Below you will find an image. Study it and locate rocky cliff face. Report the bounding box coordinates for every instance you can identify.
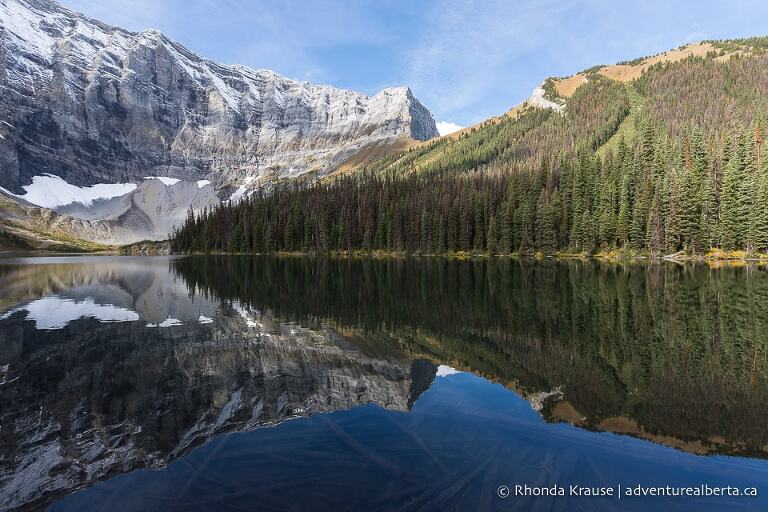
[0,0,437,192]
[0,0,438,244]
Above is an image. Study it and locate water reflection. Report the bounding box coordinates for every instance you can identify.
[173,256,768,459]
[0,257,435,510]
[51,371,768,512]
[0,257,220,326]
[1,256,768,510]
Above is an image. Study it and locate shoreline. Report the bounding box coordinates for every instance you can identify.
[7,241,768,263]
[163,248,768,263]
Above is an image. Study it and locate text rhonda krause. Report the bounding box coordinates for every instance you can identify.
[509,484,758,497]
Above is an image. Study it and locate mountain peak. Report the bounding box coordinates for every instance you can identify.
[377,85,412,96]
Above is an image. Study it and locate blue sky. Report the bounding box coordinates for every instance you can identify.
[62,0,768,132]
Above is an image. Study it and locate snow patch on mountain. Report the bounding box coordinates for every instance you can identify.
[0,174,136,209]
[144,177,181,186]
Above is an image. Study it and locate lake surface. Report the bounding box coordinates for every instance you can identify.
[1,256,767,511]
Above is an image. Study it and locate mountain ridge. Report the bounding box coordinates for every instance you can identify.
[0,0,437,193]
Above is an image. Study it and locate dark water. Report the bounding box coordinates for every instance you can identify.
[1,256,767,511]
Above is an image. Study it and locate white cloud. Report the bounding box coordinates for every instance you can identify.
[436,121,463,136]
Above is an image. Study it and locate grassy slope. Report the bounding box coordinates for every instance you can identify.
[596,84,643,158]
[0,194,114,253]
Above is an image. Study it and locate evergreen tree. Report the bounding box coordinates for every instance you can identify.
[487,215,498,255]
[646,177,664,255]
[616,175,631,246]
[752,170,768,251]
[720,158,743,249]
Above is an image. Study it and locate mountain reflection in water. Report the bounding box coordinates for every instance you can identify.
[1,256,767,511]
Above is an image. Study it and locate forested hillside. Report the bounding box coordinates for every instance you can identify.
[173,39,768,256]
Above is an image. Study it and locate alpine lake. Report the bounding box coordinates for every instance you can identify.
[1,255,767,511]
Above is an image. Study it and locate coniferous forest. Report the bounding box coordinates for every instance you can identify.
[172,47,768,256]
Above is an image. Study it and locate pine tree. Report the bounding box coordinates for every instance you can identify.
[646,177,664,255]
[499,202,513,254]
[473,198,485,250]
[630,176,650,250]
[701,165,718,248]
[420,209,430,253]
[580,210,596,253]
[677,152,703,252]
[744,126,761,250]
[617,175,631,247]
[437,217,446,253]
[570,157,587,248]
[487,215,498,255]
[263,221,274,252]
[536,191,557,252]
[720,157,743,249]
[665,166,681,251]
[595,157,617,247]
[752,170,768,251]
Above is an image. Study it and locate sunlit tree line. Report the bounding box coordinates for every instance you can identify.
[173,52,768,256]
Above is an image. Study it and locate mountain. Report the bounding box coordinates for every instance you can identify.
[173,38,768,257]
[0,0,438,245]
